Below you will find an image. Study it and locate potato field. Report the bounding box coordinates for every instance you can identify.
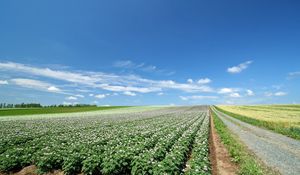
[0,107,210,175]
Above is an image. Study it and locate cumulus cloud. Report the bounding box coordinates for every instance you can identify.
[197,78,211,84]
[227,61,252,74]
[179,95,218,101]
[218,88,236,94]
[187,78,193,83]
[123,91,136,96]
[95,94,106,99]
[157,92,164,96]
[0,80,8,85]
[47,86,61,92]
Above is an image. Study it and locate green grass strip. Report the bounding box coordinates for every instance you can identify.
[211,109,266,175]
[214,106,300,140]
[0,106,129,116]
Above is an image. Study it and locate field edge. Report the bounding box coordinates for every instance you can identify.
[210,107,276,175]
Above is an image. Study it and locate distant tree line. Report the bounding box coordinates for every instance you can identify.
[0,103,97,109]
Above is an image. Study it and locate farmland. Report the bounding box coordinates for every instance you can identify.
[0,106,210,175]
[0,106,129,117]
[216,105,300,140]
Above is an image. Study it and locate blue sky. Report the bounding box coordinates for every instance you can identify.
[0,0,300,106]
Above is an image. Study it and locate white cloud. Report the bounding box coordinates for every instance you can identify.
[123,91,136,96]
[288,71,300,79]
[156,80,214,93]
[0,62,214,95]
[288,71,300,76]
[229,93,241,98]
[63,101,78,105]
[89,93,94,97]
[10,78,63,93]
[274,92,287,96]
[157,92,164,96]
[227,61,252,74]
[75,94,85,98]
[265,91,287,97]
[179,95,218,101]
[218,88,236,94]
[66,96,77,100]
[197,78,211,84]
[99,84,161,93]
[47,86,61,92]
[113,60,136,68]
[187,79,193,83]
[95,94,106,99]
[265,92,273,97]
[246,89,254,96]
[113,60,174,75]
[0,80,8,85]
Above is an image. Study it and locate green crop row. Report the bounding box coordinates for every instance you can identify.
[0,107,211,175]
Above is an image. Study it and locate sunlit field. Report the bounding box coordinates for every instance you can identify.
[216,105,300,139]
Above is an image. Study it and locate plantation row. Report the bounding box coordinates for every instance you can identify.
[0,107,210,175]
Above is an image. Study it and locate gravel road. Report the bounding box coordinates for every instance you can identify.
[212,107,300,175]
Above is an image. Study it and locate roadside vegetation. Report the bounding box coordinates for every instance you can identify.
[211,109,266,175]
[0,106,129,116]
[215,105,300,140]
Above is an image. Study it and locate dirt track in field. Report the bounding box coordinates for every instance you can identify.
[209,111,238,175]
[212,107,300,175]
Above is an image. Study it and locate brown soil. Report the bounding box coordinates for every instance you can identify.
[209,110,238,175]
[0,165,83,175]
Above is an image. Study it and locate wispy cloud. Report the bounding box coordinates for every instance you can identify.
[246,89,254,96]
[287,71,300,79]
[179,95,218,101]
[95,94,106,99]
[74,94,85,98]
[0,80,8,85]
[227,60,252,74]
[229,92,241,98]
[66,96,78,100]
[10,78,63,94]
[123,91,136,96]
[113,60,175,76]
[274,92,287,96]
[157,92,164,96]
[0,62,214,94]
[265,91,287,97]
